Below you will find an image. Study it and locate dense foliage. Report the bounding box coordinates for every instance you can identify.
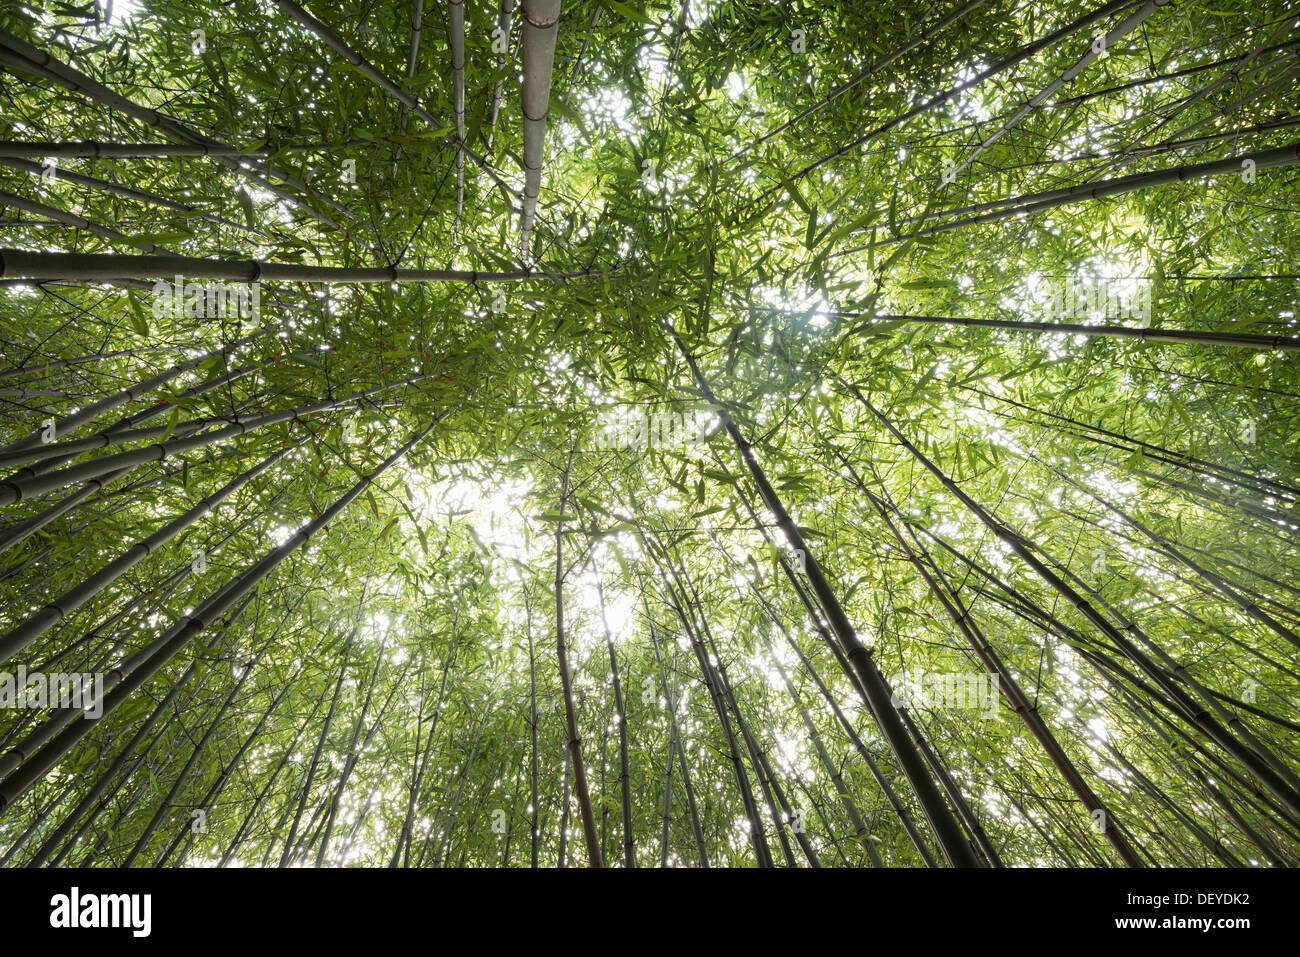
[0,0,1298,867]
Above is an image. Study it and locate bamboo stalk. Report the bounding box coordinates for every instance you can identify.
[750,586,885,867]
[671,326,981,867]
[487,0,516,148]
[519,0,562,256]
[0,31,363,244]
[843,452,1147,866]
[944,0,1170,184]
[26,642,219,866]
[17,348,326,479]
[1038,453,1300,651]
[0,347,193,384]
[813,310,1300,350]
[752,0,1138,204]
[317,633,406,866]
[553,445,604,866]
[280,562,376,867]
[0,415,444,814]
[0,331,262,456]
[843,141,1300,251]
[1084,13,1300,184]
[269,0,513,203]
[16,451,434,837]
[698,448,943,866]
[0,157,266,237]
[560,5,601,109]
[218,689,329,867]
[731,0,990,160]
[392,0,426,178]
[0,189,176,255]
[122,594,302,866]
[681,566,803,865]
[595,576,635,866]
[633,518,774,866]
[525,588,540,868]
[0,370,440,505]
[645,602,708,866]
[0,249,605,283]
[960,383,1300,500]
[0,487,295,785]
[848,382,1300,818]
[160,659,309,866]
[433,698,490,866]
[450,0,466,245]
[0,446,290,664]
[0,141,362,158]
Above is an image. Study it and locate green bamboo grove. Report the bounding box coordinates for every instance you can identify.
[0,0,1297,869]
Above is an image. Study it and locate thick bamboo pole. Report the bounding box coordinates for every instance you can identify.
[0,249,606,284]
[519,0,562,256]
[450,0,466,244]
